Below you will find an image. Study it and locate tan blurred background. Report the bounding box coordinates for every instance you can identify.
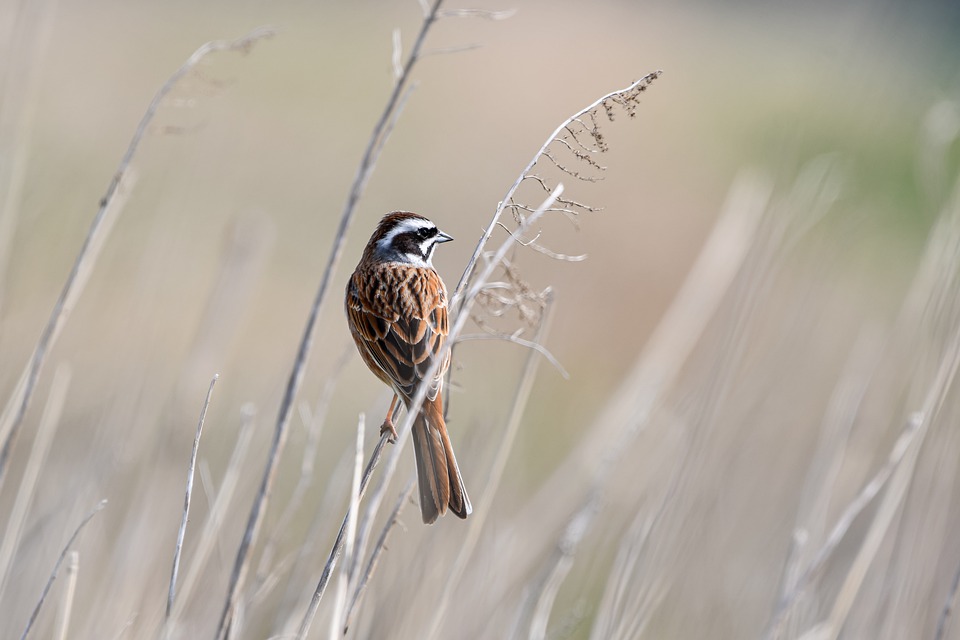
[2,0,960,638]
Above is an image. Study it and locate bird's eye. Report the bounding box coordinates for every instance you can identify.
[418,228,431,238]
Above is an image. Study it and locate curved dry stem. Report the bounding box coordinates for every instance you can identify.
[451,71,661,308]
[426,295,556,639]
[165,405,257,631]
[0,364,71,602]
[166,374,219,619]
[19,499,107,640]
[455,330,568,379]
[214,5,438,637]
[0,26,274,491]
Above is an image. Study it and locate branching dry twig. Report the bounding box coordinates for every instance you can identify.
[297,70,660,636]
[452,71,661,307]
[297,183,564,639]
[455,331,568,378]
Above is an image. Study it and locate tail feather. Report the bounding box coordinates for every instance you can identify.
[411,398,471,524]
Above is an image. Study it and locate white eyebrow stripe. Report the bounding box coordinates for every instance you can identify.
[376,217,436,250]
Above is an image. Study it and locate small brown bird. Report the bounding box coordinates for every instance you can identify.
[345,212,471,524]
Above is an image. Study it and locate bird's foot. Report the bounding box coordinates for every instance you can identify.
[380,418,398,444]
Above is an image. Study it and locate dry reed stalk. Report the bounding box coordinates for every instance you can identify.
[0,0,57,316]
[303,70,663,637]
[296,183,564,639]
[591,161,839,640]
[766,415,922,639]
[423,294,556,639]
[213,4,441,635]
[329,415,365,639]
[53,551,78,640]
[451,71,661,308]
[343,477,416,633]
[772,330,883,636]
[0,363,71,602]
[794,206,960,640]
[166,374,219,619]
[295,435,393,639]
[255,346,352,588]
[165,405,257,632]
[490,171,768,640]
[19,499,106,640]
[344,410,408,599]
[0,26,274,491]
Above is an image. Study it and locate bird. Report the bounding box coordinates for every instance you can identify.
[345,211,472,524]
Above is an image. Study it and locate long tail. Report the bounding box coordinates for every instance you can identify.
[411,396,472,524]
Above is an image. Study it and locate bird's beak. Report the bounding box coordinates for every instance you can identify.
[436,230,454,243]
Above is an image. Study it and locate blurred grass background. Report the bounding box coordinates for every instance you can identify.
[2,0,960,638]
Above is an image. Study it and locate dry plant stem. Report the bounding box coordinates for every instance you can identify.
[936,562,960,640]
[166,374,219,619]
[425,295,556,639]
[301,186,564,639]
[330,414,365,640]
[451,186,563,347]
[308,71,653,637]
[345,405,406,590]
[526,494,600,640]
[591,503,663,640]
[272,449,359,633]
[0,25,274,490]
[215,5,441,637]
[54,551,78,640]
[0,175,130,489]
[296,436,391,640]
[525,171,771,520]
[507,173,770,640]
[764,415,921,639]
[256,346,352,585]
[19,499,107,640]
[166,405,257,629]
[773,181,960,640]
[811,327,960,640]
[773,330,882,631]
[455,330,567,378]
[0,363,70,602]
[304,187,563,640]
[0,0,57,316]
[344,477,416,634]
[450,71,661,308]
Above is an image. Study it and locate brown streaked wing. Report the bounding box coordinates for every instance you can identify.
[347,265,450,403]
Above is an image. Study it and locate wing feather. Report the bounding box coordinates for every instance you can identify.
[346,264,449,402]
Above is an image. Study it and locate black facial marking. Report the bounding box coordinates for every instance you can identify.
[373,216,444,265]
[395,227,434,257]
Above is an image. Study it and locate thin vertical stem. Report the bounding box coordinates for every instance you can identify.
[166,374,219,618]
